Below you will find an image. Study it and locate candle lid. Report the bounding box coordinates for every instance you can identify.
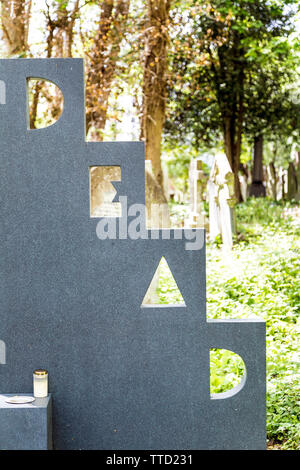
[5,396,35,404]
[34,369,48,376]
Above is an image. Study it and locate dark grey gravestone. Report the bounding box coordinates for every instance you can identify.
[0,59,266,450]
[0,394,52,449]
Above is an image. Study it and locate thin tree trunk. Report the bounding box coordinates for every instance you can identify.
[141,0,171,190]
[281,170,286,200]
[67,0,80,57]
[29,80,43,129]
[85,0,130,140]
[249,134,266,197]
[287,152,300,201]
[29,0,80,128]
[1,0,31,56]
[287,162,298,200]
[223,117,242,202]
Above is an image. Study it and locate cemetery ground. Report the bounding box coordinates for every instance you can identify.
[160,198,300,450]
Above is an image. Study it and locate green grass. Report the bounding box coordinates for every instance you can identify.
[157,198,300,450]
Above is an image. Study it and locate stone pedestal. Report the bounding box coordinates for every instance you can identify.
[0,394,52,450]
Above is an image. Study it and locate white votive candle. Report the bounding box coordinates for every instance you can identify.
[33,369,48,398]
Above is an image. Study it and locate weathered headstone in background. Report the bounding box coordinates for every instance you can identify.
[0,59,265,450]
[249,135,266,198]
[186,158,208,229]
[90,166,122,217]
[266,162,278,200]
[287,153,300,201]
[208,153,236,249]
[279,167,288,200]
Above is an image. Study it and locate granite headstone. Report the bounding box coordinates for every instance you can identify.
[0,59,265,449]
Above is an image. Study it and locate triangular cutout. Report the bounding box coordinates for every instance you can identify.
[141,257,186,307]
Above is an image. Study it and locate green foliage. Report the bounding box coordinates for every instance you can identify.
[156,257,186,304]
[210,348,245,394]
[267,379,300,449]
[162,145,211,193]
[162,145,193,192]
[236,197,300,239]
[157,199,300,449]
[164,0,300,160]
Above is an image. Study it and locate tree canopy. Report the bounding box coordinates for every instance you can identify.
[165,0,300,199]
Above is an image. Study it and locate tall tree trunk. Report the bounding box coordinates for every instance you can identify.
[85,0,130,140]
[281,170,286,200]
[66,0,80,57]
[1,0,32,56]
[287,152,300,201]
[141,0,171,190]
[267,161,277,200]
[223,116,242,202]
[219,36,244,203]
[249,134,266,197]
